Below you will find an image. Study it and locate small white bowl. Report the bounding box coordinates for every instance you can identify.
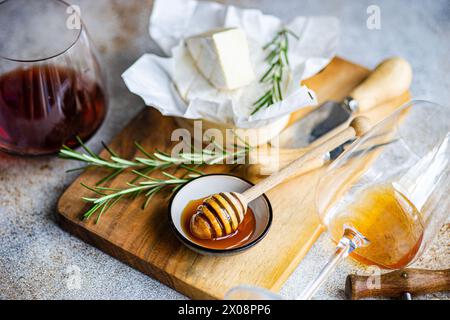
[168,174,273,256]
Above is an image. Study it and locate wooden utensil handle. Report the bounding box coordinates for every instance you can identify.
[247,152,328,177]
[242,117,370,202]
[249,147,309,166]
[345,268,450,300]
[350,57,413,112]
[249,147,325,176]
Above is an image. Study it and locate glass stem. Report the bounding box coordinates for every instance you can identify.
[297,225,369,300]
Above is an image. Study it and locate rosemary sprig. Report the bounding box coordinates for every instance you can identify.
[251,28,299,115]
[60,137,250,185]
[80,171,203,223]
[60,137,251,222]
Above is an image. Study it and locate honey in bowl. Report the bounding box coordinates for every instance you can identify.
[181,198,256,250]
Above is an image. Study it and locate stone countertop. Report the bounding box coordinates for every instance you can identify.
[0,0,449,300]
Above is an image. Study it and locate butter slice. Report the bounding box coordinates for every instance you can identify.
[186,28,255,90]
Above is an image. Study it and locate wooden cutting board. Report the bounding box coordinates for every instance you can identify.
[57,57,410,299]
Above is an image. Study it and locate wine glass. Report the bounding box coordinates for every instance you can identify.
[226,100,450,300]
[0,0,107,156]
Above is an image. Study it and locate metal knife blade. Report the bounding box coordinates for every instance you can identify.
[276,99,357,149]
[327,139,396,163]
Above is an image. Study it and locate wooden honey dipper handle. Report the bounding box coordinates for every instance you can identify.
[345,268,450,300]
[241,117,371,202]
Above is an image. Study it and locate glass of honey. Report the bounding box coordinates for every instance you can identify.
[302,100,450,299]
[0,0,107,156]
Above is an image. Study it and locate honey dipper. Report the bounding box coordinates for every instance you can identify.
[190,116,372,240]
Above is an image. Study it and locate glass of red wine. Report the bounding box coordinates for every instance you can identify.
[0,0,107,156]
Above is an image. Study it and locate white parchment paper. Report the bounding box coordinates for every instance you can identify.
[122,0,340,128]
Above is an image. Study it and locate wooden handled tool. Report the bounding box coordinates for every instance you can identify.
[279,57,412,149]
[190,117,372,240]
[349,57,413,112]
[245,147,328,177]
[345,268,450,300]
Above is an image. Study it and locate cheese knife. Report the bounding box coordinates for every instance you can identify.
[246,132,395,177]
[277,57,413,149]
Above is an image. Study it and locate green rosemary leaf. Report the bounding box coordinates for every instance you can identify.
[76,136,100,160]
[211,138,225,153]
[179,153,201,162]
[95,200,110,224]
[142,193,154,210]
[102,142,119,158]
[180,164,205,175]
[251,101,268,115]
[135,142,154,159]
[131,170,155,181]
[286,29,300,40]
[94,186,124,192]
[282,48,289,66]
[130,166,158,184]
[155,149,171,157]
[161,172,181,180]
[81,182,107,196]
[66,166,91,173]
[255,94,271,108]
[110,157,138,166]
[134,158,161,167]
[143,186,164,209]
[93,185,148,204]
[277,79,283,101]
[251,28,298,115]
[260,63,277,82]
[153,152,182,163]
[263,37,277,50]
[59,149,87,162]
[107,194,124,211]
[96,168,124,186]
[82,203,103,220]
[265,50,277,63]
[81,197,100,202]
[253,90,272,106]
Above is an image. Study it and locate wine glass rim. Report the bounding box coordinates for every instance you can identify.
[0,0,84,63]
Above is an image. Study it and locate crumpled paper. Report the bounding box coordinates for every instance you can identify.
[122,0,339,128]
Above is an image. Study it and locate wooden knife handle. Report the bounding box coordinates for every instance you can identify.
[350,57,413,112]
[345,268,450,300]
[241,117,370,202]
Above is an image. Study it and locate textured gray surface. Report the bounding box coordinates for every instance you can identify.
[0,0,449,300]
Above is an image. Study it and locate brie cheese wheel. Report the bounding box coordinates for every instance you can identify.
[185,28,255,90]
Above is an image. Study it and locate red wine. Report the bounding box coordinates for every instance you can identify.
[0,65,107,155]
